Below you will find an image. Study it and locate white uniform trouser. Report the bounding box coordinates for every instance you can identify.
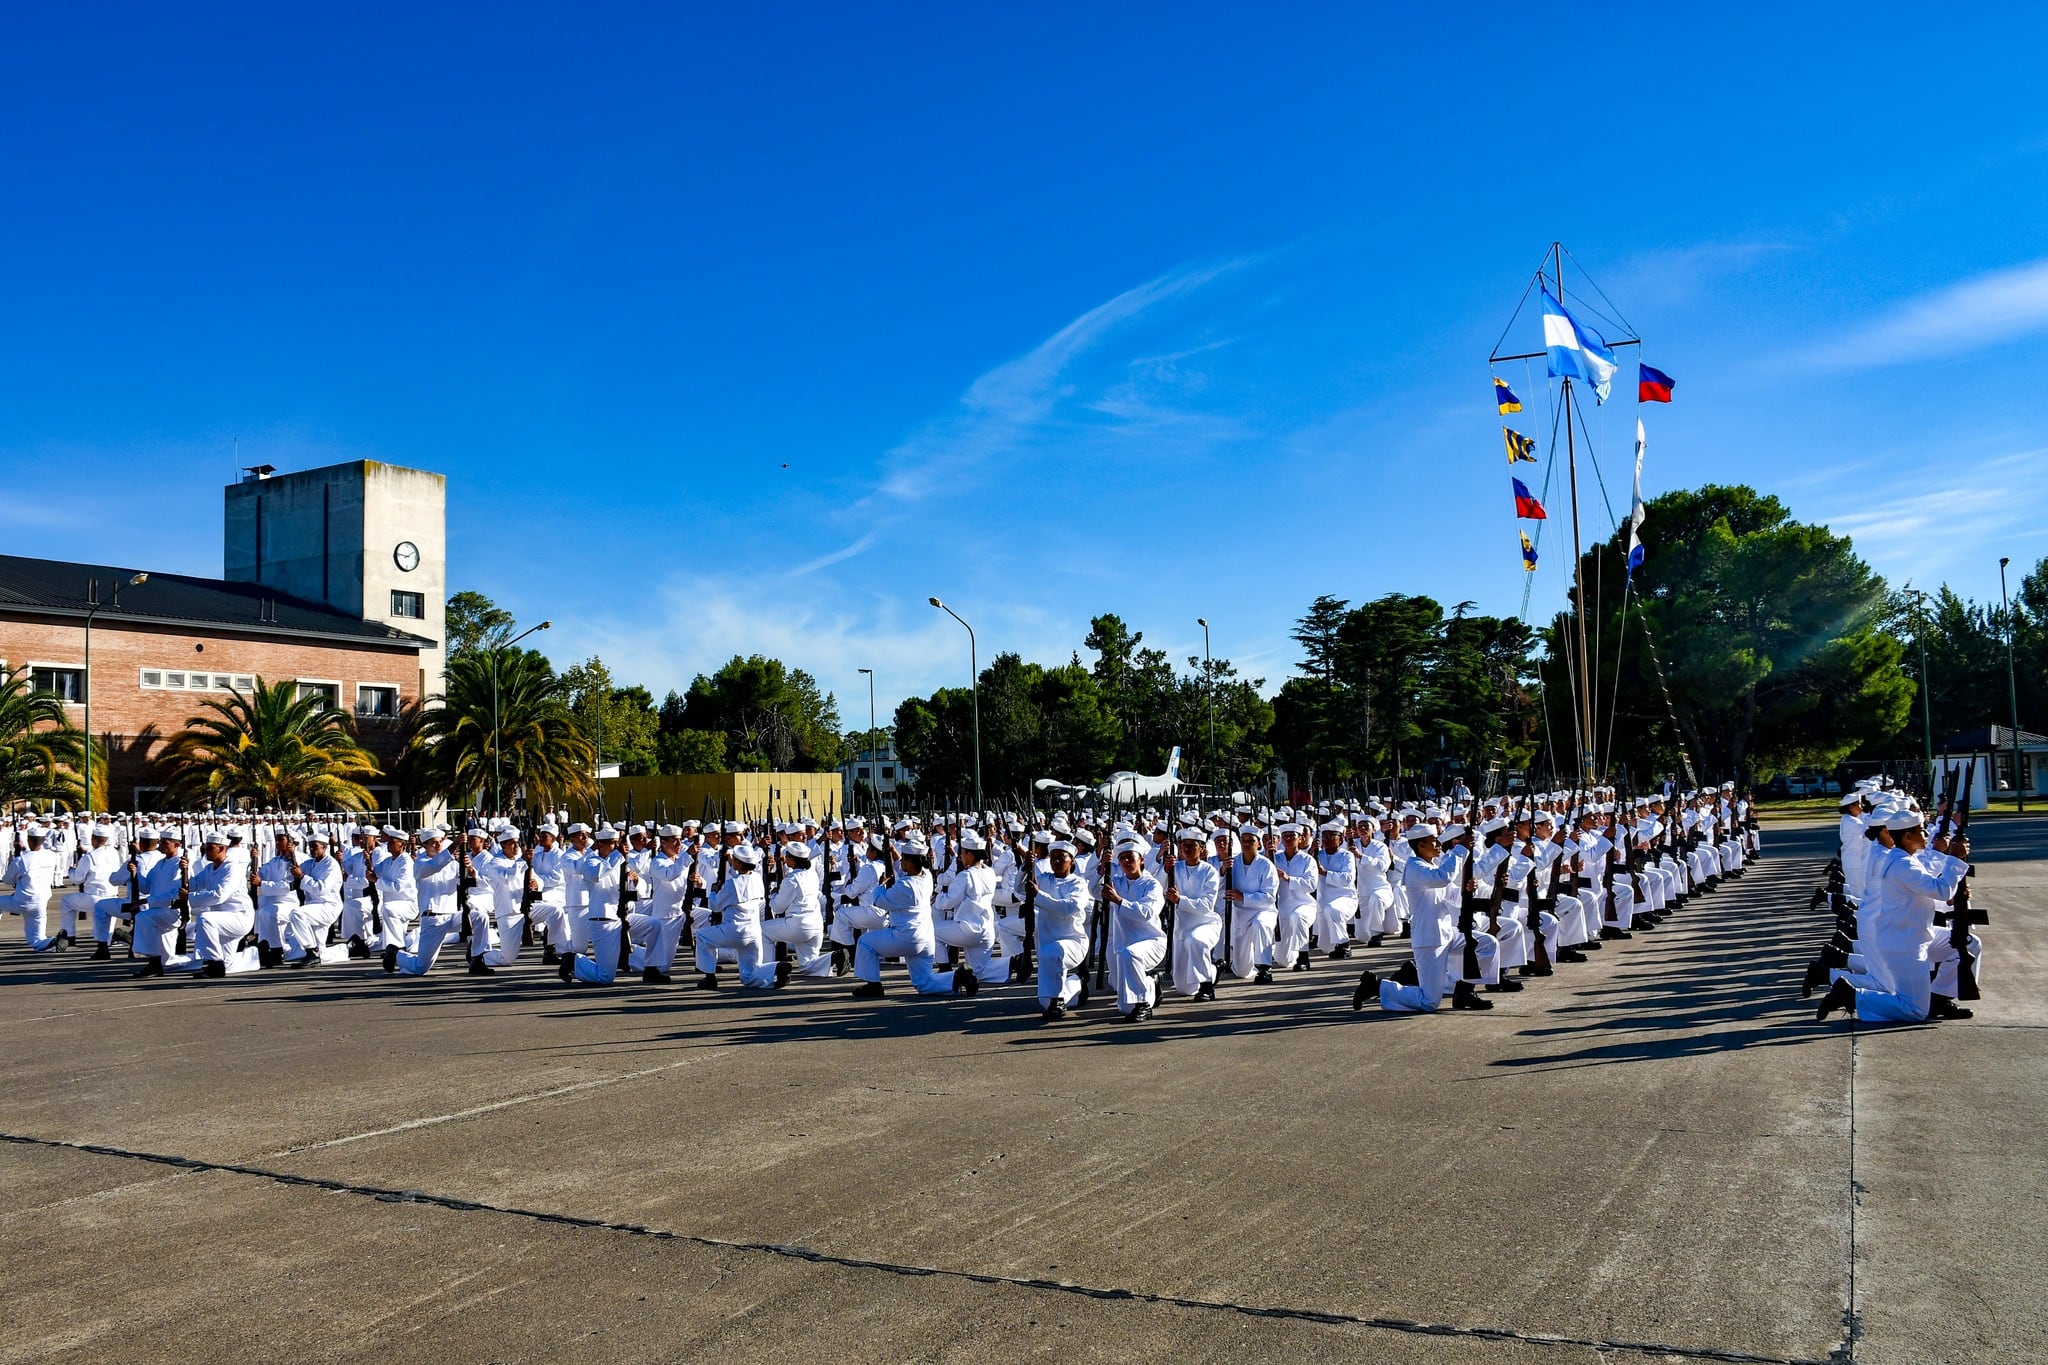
[1378,931,1501,1012]
[255,894,297,948]
[1358,885,1398,938]
[1112,935,1166,1012]
[1171,915,1222,996]
[1492,904,1532,970]
[1038,935,1088,1008]
[287,899,346,961]
[68,893,125,945]
[697,920,776,987]
[630,914,687,973]
[339,893,373,942]
[763,914,834,977]
[480,903,532,968]
[395,911,463,974]
[565,901,593,955]
[1316,892,1357,951]
[1853,945,1933,1023]
[1229,903,1276,977]
[933,914,998,981]
[854,926,954,993]
[1276,896,1315,961]
[1553,894,1589,946]
[992,907,1026,965]
[377,901,418,953]
[1610,880,1637,927]
[135,904,182,959]
[527,897,568,951]
[1930,932,1982,999]
[14,892,68,950]
[835,902,886,944]
[193,905,256,963]
[572,914,626,984]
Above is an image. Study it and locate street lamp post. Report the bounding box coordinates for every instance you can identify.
[81,573,147,813]
[2000,558,2023,812]
[1197,618,1215,790]
[928,597,981,813]
[858,667,877,816]
[493,620,552,814]
[1911,589,1933,781]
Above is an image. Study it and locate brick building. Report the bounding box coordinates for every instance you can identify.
[0,459,444,811]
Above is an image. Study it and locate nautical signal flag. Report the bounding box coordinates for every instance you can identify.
[1494,377,1523,414]
[1512,476,1548,520]
[1520,531,1538,571]
[1639,363,1675,403]
[1503,427,1538,464]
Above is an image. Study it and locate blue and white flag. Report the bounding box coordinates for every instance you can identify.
[1626,419,1647,576]
[1542,286,1618,404]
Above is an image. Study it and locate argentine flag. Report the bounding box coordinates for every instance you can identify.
[1542,286,1618,404]
[1626,419,1647,576]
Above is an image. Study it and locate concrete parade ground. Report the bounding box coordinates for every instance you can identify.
[2,818,2043,1364]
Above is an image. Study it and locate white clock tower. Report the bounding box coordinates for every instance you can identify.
[222,459,448,701]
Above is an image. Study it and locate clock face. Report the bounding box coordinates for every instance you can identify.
[394,541,420,573]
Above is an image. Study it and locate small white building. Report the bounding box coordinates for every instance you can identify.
[841,738,914,813]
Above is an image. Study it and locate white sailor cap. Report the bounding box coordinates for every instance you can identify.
[656,823,683,838]
[724,821,746,835]
[382,824,407,840]
[1048,839,1077,856]
[1838,792,1862,808]
[680,819,701,831]
[593,826,620,842]
[896,838,930,859]
[1883,810,1923,832]
[727,844,760,866]
[781,841,811,861]
[1440,822,1468,839]
[957,830,987,852]
[567,821,592,836]
[1176,826,1206,843]
[537,821,560,834]
[1030,828,1053,845]
[1403,823,1440,842]
[1073,829,1096,847]
[1478,816,1509,835]
[1318,819,1346,835]
[496,827,522,845]
[628,823,647,837]
[1531,811,1557,826]
[200,828,228,846]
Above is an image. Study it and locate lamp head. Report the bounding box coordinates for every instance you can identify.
[858,667,872,676]
[538,620,552,630]
[2000,557,2011,569]
[928,596,944,609]
[130,573,148,586]
[1197,617,1207,627]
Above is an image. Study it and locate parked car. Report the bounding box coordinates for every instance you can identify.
[1783,770,1843,796]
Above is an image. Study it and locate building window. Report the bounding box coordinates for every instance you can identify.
[357,684,400,718]
[881,766,894,780]
[296,681,340,706]
[141,668,256,692]
[141,669,163,688]
[858,766,871,780]
[391,590,425,619]
[163,671,187,689]
[31,666,85,703]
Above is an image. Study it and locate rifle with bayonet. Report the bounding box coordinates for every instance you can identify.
[1945,761,1982,1001]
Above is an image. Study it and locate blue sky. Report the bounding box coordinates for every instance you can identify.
[4,5,2045,722]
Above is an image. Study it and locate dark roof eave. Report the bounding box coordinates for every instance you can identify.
[2,603,436,651]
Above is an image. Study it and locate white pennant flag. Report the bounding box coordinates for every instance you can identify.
[1626,420,1647,576]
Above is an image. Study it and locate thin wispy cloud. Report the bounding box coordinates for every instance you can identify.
[1817,447,2048,586]
[1806,257,2048,367]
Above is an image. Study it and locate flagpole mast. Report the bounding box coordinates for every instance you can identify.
[1556,241,1595,785]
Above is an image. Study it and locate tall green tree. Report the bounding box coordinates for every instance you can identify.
[164,679,381,810]
[679,656,844,771]
[0,665,91,810]
[563,658,659,775]
[444,590,515,660]
[1542,484,1912,782]
[405,650,595,809]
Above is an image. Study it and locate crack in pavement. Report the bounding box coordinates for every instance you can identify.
[3,1129,1828,1365]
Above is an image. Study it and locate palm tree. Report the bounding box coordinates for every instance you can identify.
[0,665,92,810]
[163,679,381,810]
[404,648,595,810]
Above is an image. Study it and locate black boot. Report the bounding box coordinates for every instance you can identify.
[469,956,496,975]
[381,945,400,974]
[1351,969,1378,1011]
[1294,950,1313,971]
[1043,998,1068,1021]
[1815,977,1855,1022]
[199,959,226,978]
[1599,926,1632,941]
[132,956,164,978]
[1194,981,1216,1002]
[1554,947,1587,963]
[1929,994,1974,1020]
[1366,933,1384,948]
[696,972,721,990]
[774,958,793,989]
[850,980,884,999]
[1328,943,1351,960]
[954,966,979,996]
[1451,981,1493,1010]
[1800,961,1828,999]
[640,966,669,984]
[346,935,369,959]
[1253,964,1274,985]
[1392,959,1419,986]
[1484,976,1524,993]
[541,944,561,965]
[89,942,112,961]
[557,952,577,982]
